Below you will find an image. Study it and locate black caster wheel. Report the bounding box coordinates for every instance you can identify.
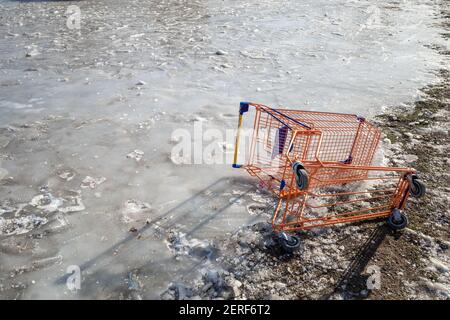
[279,232,301,253]
[387,209,408,231]
[292,162,309,190]
[408,175,426,198]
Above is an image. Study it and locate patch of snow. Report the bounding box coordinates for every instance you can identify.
[121,199,152,223]
[126,149,144,162]
[30,194,63,212]
[81,176,106,189]
[0,214,48,236]
[166,231,216,260]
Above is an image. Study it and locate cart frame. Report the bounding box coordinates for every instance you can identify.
[232,102,425,246]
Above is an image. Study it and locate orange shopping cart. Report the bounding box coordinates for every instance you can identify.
[233,102,425,252]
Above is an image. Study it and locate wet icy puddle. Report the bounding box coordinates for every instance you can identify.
[0,0,447,298]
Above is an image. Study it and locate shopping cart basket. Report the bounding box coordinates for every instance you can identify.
[233,102,425,252]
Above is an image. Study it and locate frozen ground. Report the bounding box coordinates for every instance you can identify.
[0,0,448,299]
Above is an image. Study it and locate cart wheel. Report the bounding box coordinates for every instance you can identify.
[279,233,301,253]
[292,162,308,190]
[295,169,309,190]
[409,176,426,198]
[387,209,408,231]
